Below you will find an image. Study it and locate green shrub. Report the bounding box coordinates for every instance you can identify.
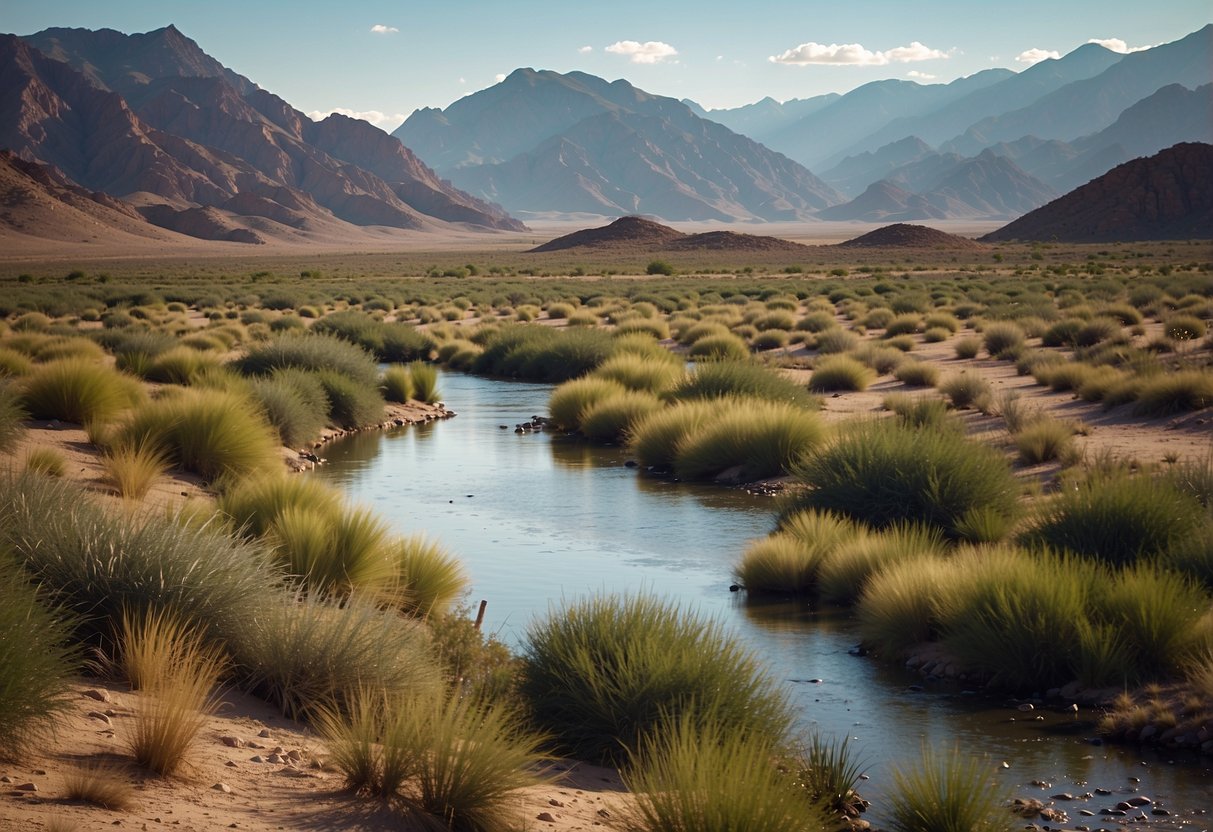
[794,421,1017,540]
[474,325,616,382]
[580,390,665,442]
[310,310,435,362]
[114,388,280,482]
[521,594,791,763]
[670,360,815,407]
[673,400,826,481]
[887,746,1012,832]
[938,372,991,410]
[814,329,859,354]
[19,358,143,424]
[625,714,830,832]
[0,556,79,760]
[808,356,874,392]
[883,393,953,431]
[647,260,675,276]
[1025,474,1205,566]
[1014,418,1075,464]
[249,373,328,447]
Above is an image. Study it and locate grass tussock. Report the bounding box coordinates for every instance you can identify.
[0,390,26,453]
[1014,417,1076,464]
[19,358,143,424]
[737,511,858,594]
[1131,370,1213,417]
[808,356,874,392]
[101,438,171,500]
[794,421,1017,541]
[268,503,396,595]
[409,361,441,404]
[887,746,1012,832]
[579,389,665,442]
[23,446,67,477]
[549,377,628,431]
[593,352,685,395]
[0,556,79,761]
[938,372,992,411]
[521,594,791,763]
[63,763,134,810]
[380,364,414,403]
[628,399,730,470]
[671,360,815,408]
[624,714,831,832]
[857,555,951,657]
[390,534,468,618]
[789,731,867,821]
[672,399,826,482]
[235,333,380,387]
[883,393,953,431]
[248,371,328,447]
[817,524,945,605]
[892,360,940,388]
[123,609,226,776]
[115,388,280,483]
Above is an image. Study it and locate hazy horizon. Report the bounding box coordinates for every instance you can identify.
[6,1,1210,133]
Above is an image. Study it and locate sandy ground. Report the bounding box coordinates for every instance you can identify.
[0,681,631,832]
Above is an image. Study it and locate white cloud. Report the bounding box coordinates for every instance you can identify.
[605,40,678,64]
[369,24,398,34]
[1015,47,1061,65]
[578,45,593,54]
[306,108,407,131]
[1087,37,1153,53]
[769,40,948,66]
[495,73,506,83]
[907,70,937,80]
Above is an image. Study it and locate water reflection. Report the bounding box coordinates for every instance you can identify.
[316,370,1211,827]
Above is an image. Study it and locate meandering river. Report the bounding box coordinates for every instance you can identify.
[316,370,1211,827]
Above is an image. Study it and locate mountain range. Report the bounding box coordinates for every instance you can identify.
[2,25,523,246]
[395,69,843,222]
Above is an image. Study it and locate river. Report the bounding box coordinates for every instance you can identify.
[315,370,1211,828]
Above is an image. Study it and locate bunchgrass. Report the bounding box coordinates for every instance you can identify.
[234,333,380,387]
[549,377,627,430]
[789,731,867,820]
[817,524,944,605]
[101,438,171,500]
[629,399,730,470]
[579,390,665,442]
[952,337,981,359]
[938,372,992,411]
[409,362,441,404]
[391,534,468,618]
[794,421,1017,540]
[0,388,25,453]
[671,360,815,407]
[23,446,66,477]
[882,393,954,431]
[269,503,396,596]
[739,510,859,594]
[624,714,830,832]
[18,358,143,424]
[808,356,874,392]
[316,369,387,428]
[1014,417,1075,464]
[123,608,226,776]
[248,372,328,447]
[144,347,223,385]
[857,556,951,657]
[0,555,79,761]
[593,352,685,395]
[887,746,1012,832]
[982,322,1025,358]
[114,388,280,483]
[673,400,826,481]
[1024,473,1205,566]
[1131,370,1213,417]
[521,594,791,763]
[688,333,751,361]
[62,763,134,810]
[226,591,440,719]
[380,364,414,403]
[892,360,939,387]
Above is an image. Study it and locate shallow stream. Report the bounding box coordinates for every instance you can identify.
[316,370,1211,828]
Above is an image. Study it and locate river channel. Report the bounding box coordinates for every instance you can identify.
[315,370,1211,828]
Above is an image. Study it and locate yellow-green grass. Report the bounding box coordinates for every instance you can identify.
[314,369,387,429]
[857,555,952,657]
[616,317,671,340]
[380,364,414,403]
[579,389,665,443]
[23,446,67,477]
[738,510,860,595]
[29,336,107,363]
[1131,370,1213,417]
[521,593,791,764]
[123,609,226,776]
[981,322,1025,358]
[796,311,839,333]
[114,388,279,483]
[409,361,441,404]
[789,731,867,821]
[18,358,144,424]
[850,343,905,374]
[624,714,831,832]
[0,556,79,761]
[688,332,750,361]
[673,400,826,482]
[0,347,34,377]
[938,372,991,410]
[269,504,396,596]
[1164,314,1207,343]
[952,336,981,359]
[593,352,685,395]
[817,524,945,605]
[670,360,815,408]
[548,376,628,431]
[814,329,860,354]
[887,746,1013,832]
[0,390,25,453]
[219,474,344,537]
[752,329,791,350]
[143,346,224,385]
[63,762,134,810]
[808,355,874,392]
[1014,417,1076,464]
[391,534,468,618]
[882,393,954,431]
[234,332,380,387]
[892,360,939,388]
[629,399,731,470]
[248,371,328,448]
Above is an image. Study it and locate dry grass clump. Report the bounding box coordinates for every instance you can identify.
[390,534,468,618]
[101,438,171,500]
[952,336,981,359]
[887,746,1012,832]
[18,358,143,424]
[579,389,665,442]
[63,762,134,810]
[938,372,992,411]
[380,363,414,403]
[891,360,940,387]
[1014,417,1077,464]
[122,609,226,776]
[593,352,686,395]
[548,377,628,431]
[23,446,67,477]
[808,355,874,392]
[672,399,826,482]
[1131,370,1213,417]
[409,361,441,404]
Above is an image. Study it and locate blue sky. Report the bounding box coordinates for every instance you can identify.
[7,1,1210,131]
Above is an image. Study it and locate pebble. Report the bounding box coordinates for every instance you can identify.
[249,755,265,763]
[1018,703,1035,712]
[212,783,232,794]
[536,812,557,823]
[220,736,245,748]
[14,783,37,792]
[88,711,113,725]
[549,799,564,807]
[258,728,272,738]
[83,689,111,703]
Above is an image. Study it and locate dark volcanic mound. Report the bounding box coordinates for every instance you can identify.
[665,230,806,252]
[838,223,984,249]
[529,216,685,252]
[982,143,1213,243]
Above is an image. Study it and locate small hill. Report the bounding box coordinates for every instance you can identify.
[666,231,806,252]
[528,216,685,252]
[816,181,947,222]
[839,223,985,249]
[982,143,1213,242]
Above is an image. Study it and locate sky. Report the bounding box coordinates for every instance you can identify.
[6,1,1211,132]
